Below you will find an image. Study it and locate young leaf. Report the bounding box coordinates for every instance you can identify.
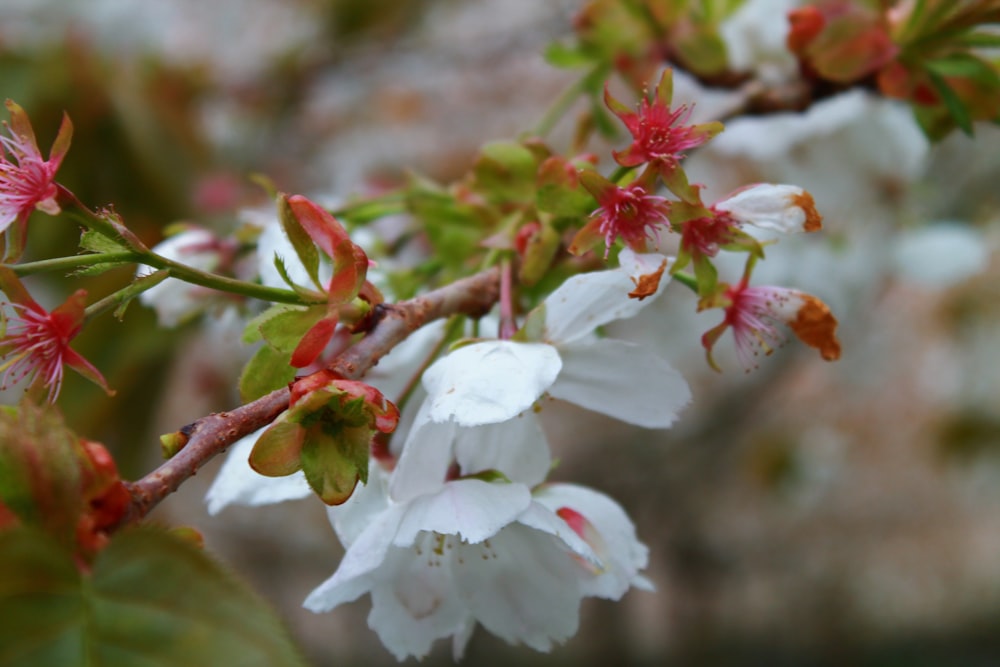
[278,195,322,290]
[925,68,974,135]
[239,344,297,403]
[0,527,308,667]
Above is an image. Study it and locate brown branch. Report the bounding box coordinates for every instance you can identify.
[121,267,501,524]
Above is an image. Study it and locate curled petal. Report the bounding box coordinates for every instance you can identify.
[714,184,822,233]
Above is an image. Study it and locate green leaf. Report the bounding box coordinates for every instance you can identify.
[0,404,84,548]
[472,141,540,204]
[675,28,729,77]
[260,306,328,353]
[277,195,322,290]
[926,68,974,135]
[79,230,130,254]
[518,223,560,287]
[406,184,489,268]
[543,42,594,68]
[536,157,595,217]
[926,53,1000,87]
[242,304,295,344]
[249,419,305,477]
[300,427,370,505]
[0,527,307,667]
[239,344,297,403]
[956,31,1000,49]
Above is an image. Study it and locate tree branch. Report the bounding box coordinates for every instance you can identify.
[121,267,501,524]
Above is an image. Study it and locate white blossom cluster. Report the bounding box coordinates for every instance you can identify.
[160,215,689,659]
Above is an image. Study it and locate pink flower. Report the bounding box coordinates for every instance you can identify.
[0,100,72,241]
[604,70,722,170]
[0,268,111,402]
[570,171,671,257]
[701,276,841,372]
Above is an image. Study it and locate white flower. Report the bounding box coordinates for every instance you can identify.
[304,455,651,660]
[136,228,222,327]
[713,183,822,234]
[423,249,691,430]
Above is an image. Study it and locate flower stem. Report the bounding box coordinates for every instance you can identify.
[609,164,636,184]
[56,185,315,306]
[5,251,143,276]
[673,271,698,293]
[330,193,407,224]
[498,258,517,340]
[531,65,605,139]
[141,253,319,306]
[84,270,169,321]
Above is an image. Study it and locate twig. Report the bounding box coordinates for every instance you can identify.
[121,266,501,524]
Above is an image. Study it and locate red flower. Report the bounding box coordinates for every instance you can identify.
[605,70,722,170]
[571,171,671,257]
[0,268,111,402]
[0,100,72,241]
[701,276,841,372]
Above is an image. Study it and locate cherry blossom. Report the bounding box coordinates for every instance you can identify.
[0,268,110,401]
[0,100,71,244]
[571,171,671,257]
[604,70,723,170]
[676,183,823,260]
[420,249,690,431]
[701,274,841,372]
[305,425,651,659]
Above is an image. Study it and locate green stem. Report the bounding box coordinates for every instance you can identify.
[609,165,636,184]
[84,270,170,321]
[330,193,407,224]
[57,187,137,244]
[141,253,318,306]
[56,185,314,306]
[5,252,142,276]
[673,271,698,293]
[531,65,602,138]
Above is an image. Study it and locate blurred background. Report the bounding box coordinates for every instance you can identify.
[3,0,1000,664]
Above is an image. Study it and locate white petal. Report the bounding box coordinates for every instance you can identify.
[452,523,582,652]
[451,618,477,661]
[515,502,600,568]
[618,248,673,298]
[423,341,561,427]
[304,502,407,611]
[714,183,815,233]
[548,340,690,428]
[390,399,457,503]
[365,319,445,400]
[394,479,531,546]
[204,431,312,515]
[454,412,552,487]
[534,484,651,600]
[327,460,391,547]
[541,267,657,344]
[366,546,471,661]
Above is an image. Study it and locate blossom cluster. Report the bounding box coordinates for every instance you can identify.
[0,64,844,661]
[207,245,688,658]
